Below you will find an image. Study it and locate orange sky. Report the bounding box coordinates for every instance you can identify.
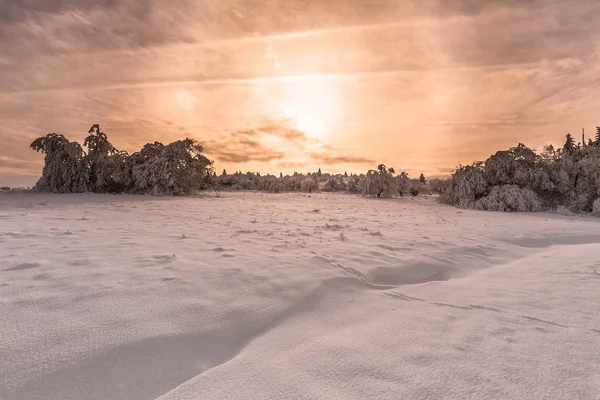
[1,1,600,187]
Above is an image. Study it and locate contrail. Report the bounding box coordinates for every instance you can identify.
[0,59,551,98]
[25,16,470,61]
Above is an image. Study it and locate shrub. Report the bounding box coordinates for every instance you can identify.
[300,178,318,193]
[428,178,447,194]
[396,172,410,196]
[474,185,542,212]
[322,177,345,192]
[268,183,282,193]
[555,206,575,217]
[362,164,396,198]
[347,176,362,194]
[440,163,488,208]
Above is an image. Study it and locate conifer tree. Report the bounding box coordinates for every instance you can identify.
[563,133,576,153]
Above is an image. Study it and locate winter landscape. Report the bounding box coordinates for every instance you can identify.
[3,1,600,399]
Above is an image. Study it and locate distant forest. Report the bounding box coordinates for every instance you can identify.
[26,125,600,215]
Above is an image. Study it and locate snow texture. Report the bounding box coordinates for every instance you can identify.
[1,192,599,400]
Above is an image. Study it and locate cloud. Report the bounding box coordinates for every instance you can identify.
[256,120,306,142]
[276,161,307,169]
[310,153,374,165]
[206,148,285,163]
[203,134,285,164]
[0,156,42,173]
[231,119,306,143]
[200,119,307,163]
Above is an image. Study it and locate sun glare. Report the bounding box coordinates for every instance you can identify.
[279,79,341,139]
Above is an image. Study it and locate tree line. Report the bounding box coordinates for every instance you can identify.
[440,128,600,215]
[30,123,600,215]
[29,125,436,197]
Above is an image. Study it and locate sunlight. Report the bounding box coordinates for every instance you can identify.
[176,90,198,111]
[279,79,341,139]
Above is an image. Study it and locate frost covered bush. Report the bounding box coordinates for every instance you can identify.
[483,144,538,188]
[322,177,346,192]
[300,178,318,193]
[442,139,600,214]
[396,171,410,196]
[129,139,213,195]
[555,206,575,217]
[362,165,396,198]
[440,163,488,207]
[347,175,362,194]
[429,178,447,194]
[267,182,282,193]
[30,133,91,193]
[474,185,542,212]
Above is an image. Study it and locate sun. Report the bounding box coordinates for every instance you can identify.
[279,79,341,139]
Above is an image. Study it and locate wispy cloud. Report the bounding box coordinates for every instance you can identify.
[0,156,42,173]
[311,153,374,165]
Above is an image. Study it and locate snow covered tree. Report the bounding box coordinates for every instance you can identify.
[83,124,121,192]
[396,171,410,196]
[129,139,213,195]
[323,176,346,192]
[31,124,215,196]
[362,164,397,198]
[30,133,90,193]
[347,175,362,194]
[474,185,542,212]
[300,177,318,193]
[440,163,488,208]
[563,133,576,153]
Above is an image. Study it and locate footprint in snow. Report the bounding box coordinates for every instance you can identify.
[3,262,40,272]
[151,254,177,264]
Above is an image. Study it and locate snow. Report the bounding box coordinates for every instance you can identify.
[1,192,599,400]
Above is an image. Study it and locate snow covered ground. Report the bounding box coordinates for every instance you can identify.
[1,192,599,400]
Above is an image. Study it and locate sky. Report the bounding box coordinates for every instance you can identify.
[1,0,600,187]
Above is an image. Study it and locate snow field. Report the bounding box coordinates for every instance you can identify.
[1,192,599,399]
